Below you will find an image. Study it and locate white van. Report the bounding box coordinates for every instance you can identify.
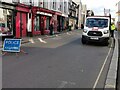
[81,16,111,45]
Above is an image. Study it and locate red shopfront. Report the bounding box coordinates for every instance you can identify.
[16,4,29,38]
[31,7,55,36]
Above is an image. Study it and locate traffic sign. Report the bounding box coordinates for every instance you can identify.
[3,39,21,52]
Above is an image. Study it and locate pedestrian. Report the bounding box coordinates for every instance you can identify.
[49,22,54,35]
[110,22,116,38]
[81,24,84,29]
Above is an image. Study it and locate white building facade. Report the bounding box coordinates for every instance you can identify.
[72,0,83,28]
[81,4,87,25]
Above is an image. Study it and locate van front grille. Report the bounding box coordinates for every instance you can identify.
[88,31,102,36]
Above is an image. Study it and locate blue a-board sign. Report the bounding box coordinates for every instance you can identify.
[3,39,21,52]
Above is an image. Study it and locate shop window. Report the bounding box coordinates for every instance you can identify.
[46,17,50,30]
[34,16,40,31]
[0,8,13,36]
[53,2,55,9]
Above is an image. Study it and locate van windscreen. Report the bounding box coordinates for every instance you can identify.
[86,18,108,28]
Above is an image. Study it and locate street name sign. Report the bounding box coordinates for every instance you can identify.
[3,39,21,52]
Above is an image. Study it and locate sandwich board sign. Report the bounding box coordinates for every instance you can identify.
[3,38,21,52]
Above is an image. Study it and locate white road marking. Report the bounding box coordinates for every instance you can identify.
[105,84,115,88]
[55,35,58,37]
[29,38,35,43]
[52,36,62,40]
[93,47,112,89]
[58,81,68,88]
[81,69,84,72]
[38,38,47,43]
[69,81,76,85]
[57,81,76,88]
[66,32,71,35]
[45,35,49,37]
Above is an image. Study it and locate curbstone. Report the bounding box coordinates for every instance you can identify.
[107,69,117,79]
[105,33,118,89]
[21,40,30,44]
[105,78,116,88]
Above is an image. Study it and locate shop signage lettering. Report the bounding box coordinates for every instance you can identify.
[37,12,52,16]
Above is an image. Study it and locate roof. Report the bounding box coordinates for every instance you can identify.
[86,16,110,19]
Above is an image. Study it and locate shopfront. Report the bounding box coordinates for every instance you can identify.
[62,14,69,31]
[16,3,29,38]
[32,7,54,36]
[69,18,77,30]
[34,11,52,35]
[54,12,62,32]
[0,2,16,40]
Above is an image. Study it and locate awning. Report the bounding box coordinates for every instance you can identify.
[37,11,52,17]
[0,2,16,10]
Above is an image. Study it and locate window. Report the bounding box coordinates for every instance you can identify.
[0,8,13,36]
[46,17,50,30]
[52,0,56,10]
[86,18,108,28]
[64,2,66,13]
[34,16,40,31]
[53,2,55,9]
[43,1,48,9]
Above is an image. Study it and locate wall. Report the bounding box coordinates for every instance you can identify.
[81,4,87,25]
[19,0,30,5]
[1,0,12,3]
[0,8,3,19]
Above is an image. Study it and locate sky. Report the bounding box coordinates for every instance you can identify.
[81,0,120,18]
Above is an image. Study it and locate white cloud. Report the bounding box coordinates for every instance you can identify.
[81,0,119,18]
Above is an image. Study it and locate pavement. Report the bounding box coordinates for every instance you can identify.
[20,30,79,46]
[105,31,119,89]
[0,30,76,48]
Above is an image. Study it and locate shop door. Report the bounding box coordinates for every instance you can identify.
[16,12,20,38]
[20,13,27,37]
[16,12,27,38]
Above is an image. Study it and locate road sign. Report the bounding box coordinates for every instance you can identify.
[3,39,21,52]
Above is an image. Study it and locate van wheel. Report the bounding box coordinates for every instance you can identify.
[81,37,86,44]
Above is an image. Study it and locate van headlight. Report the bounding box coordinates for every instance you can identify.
[83,29,88,33]
[104,30,109,34]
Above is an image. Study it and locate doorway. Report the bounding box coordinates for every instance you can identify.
[16,12,27,38]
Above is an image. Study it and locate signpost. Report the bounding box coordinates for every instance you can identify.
[2,38,27,56]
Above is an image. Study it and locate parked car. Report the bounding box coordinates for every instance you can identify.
[0,23,10,36]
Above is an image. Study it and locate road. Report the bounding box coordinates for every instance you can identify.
[2,30,113,88]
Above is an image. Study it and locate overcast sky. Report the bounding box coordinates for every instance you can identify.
[81,0,120,18]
